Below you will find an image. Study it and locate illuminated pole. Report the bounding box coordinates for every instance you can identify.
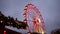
[4,30,6,34]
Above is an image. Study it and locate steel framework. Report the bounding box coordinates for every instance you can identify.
[23,4,45,34]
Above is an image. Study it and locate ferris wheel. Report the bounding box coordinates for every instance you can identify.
[23,4,45,34]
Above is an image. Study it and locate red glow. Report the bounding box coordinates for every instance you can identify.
[4,30,6,34]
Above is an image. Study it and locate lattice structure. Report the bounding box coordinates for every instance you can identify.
[23,4,45,34]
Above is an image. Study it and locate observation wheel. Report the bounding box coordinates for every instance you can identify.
[23,4,45,34]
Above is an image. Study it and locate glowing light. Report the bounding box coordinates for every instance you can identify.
[24,21,27,23]
[4,30,6,34]
[0,20,3,23]
[24,9,27,12]
[42,31,44,34]
[37,18,42,25]
[23,14,26,17]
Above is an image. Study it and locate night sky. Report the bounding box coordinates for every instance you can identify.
[0,0,60,34]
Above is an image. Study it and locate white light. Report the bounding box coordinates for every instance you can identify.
[37,18,41,24]
[42,31,44,34]
[0,20,3,23]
